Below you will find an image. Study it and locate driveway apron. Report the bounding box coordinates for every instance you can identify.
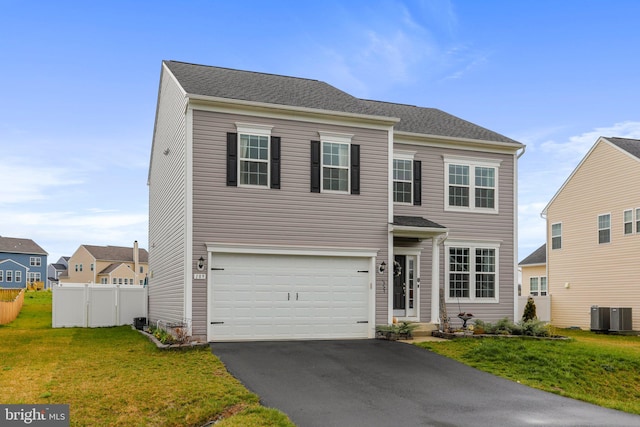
[211,339,640,427]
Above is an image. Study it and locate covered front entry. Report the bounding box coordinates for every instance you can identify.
[393,254,418,318]
[206,245,376,341]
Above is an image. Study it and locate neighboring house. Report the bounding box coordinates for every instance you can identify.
[519,244,547,296]
[148,60,524,342]
[47,256,69,289]
[58,242,148,286]
[542,137,640,329]
[0,236,48,289]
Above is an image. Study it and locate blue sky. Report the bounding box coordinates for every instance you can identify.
[2,0,639,265]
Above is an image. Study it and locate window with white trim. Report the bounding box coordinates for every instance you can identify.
[598,214,611,244]
[446,242,499,302]
[6,270,12,282]
[393,158,413,203]
[236,123,273,187]
[624,209,633,235]
[321,133,351,192]
[529,276,547,296]
[551,223,562,249]
[0,270,3,281]
[444,156,500,213]
[15,271,22,283]
[637,208,640,233]
[101,278,107,284]
[30,257,41,267]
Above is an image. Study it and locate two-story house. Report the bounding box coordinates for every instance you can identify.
[58,242,148,286]
[148,60,524,342]
[47,256,70,289]
[541,137,640,329]
[0,236,48,289]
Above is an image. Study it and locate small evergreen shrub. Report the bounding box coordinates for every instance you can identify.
[522,296,537,321]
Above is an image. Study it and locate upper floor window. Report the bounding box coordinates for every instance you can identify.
[75,264,83,272]
[598,214,611,244]
[101,278,108,284]
[311,132,360,195]
[393,159,412,203]
[551,223,562,249]
[227,123,280,189]
[30,257,41,267]
[636,208,640,233]
[624,210,633,235]
[90,263,94,272]
[444,156,501,213]
[445,241,500,302]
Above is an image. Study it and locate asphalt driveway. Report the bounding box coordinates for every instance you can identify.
[211,339,640,427]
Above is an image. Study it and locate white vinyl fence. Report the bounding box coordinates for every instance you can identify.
[52,283,147,328]
[517,295,551,322]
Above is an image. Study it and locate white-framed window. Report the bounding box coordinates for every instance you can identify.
[636,208,640,234]
[393,158,413,204]
[236,123,273,188]
[90,263,94,272]
[529,276,547,296]
[75,264,83,272]
[445,241,500,302]
[624,210,633,235]
[444,156,501,213]
[551,223,562,250]
[0,270,3,281]
[27,272,41,282]
[30,257,41,267]
[101,278,107,284]
[112,278,117,284]
[6,270,12,282]
[15,271,22,282]
[321,132,352,193]
[598,213,611,244]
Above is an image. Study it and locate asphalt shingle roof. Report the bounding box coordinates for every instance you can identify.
[605,137,640,159]
[82,245,148,263]
[519,244,546,266]
[0,236,47,255]
[393,216,446,229]
[164,60,521,145]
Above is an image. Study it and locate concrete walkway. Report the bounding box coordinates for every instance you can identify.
[211,339,640,427]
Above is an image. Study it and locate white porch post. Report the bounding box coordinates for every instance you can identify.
[431,237,440,323]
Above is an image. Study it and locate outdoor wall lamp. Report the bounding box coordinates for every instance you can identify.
[197,256,205,271]
[378,261,386,274]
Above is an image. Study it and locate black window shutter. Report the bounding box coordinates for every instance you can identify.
[270,136,281,189]
[351,144,360,195]
[413,160,422,205]
[310,140,321,193]
[227,133,238,186]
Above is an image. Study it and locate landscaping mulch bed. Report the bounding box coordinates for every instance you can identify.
[431,330,570,340]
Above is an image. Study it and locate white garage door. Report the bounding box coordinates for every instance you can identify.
[209,253,372,341]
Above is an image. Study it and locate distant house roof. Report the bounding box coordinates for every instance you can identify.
[98,262,131,275]
[604,137,640,159]
[0,236,47,255]
[163,60,522,147]
[82,245,148,263]
[519,244,546,266]
[50,263,67,271]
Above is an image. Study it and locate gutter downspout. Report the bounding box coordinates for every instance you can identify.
[514,145,526,320]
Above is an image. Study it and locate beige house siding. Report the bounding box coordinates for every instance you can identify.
[148,65,189,328]
[62,246,96,283]
[547,140,640,329]
[190,109,390,335]
[521,264,546,296]
[394,141,517,323]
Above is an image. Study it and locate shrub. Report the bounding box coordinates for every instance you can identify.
[473,317,550,337]
[522,296,537,321]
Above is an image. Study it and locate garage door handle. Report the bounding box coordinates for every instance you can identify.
[288,293,290,301]
[356,321,369,324]
[296,292,299,301]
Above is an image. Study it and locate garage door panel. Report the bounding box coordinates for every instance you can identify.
[210,253,371,341]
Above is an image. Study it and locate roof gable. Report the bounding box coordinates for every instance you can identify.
[0,236,47,255]
[543,136,640,214]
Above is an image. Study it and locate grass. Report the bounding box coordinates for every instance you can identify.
[417,329,640,414]
[0,291,294,427]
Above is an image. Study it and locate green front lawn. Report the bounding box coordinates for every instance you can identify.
[418,330,640,414]
[0,291,294,427]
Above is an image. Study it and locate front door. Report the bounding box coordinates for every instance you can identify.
[393,255,417,318]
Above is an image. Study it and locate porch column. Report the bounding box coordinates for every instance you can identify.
[431,237,440,323]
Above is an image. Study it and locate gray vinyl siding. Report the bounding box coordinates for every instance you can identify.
[395,143,516,323]
[191,110,390,333]
[148,68,188,327]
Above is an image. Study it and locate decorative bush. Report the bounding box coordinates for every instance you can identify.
[473,317,550,337]
[522,296,537,321]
